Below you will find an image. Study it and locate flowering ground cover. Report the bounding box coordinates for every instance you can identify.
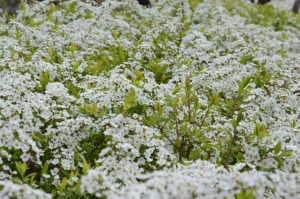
[0,0,299,198]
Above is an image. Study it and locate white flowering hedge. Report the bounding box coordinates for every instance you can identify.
[0,0,300,198]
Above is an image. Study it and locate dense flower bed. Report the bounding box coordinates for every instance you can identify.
[0,0,299,198]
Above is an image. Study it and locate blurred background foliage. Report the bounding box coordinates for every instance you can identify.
[1,0,300,16]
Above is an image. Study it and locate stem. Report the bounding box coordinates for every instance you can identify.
[221,132,241,169]
[186,144,192,159]
[178,136,185,161]
[187,88,192,124]
[227,95,240,119]
[196,107,210,131]
[186,92,193,160]
[175,118,179,140]
[159,128,180,152]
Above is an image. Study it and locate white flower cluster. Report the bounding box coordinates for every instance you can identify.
[0,0,299,198]
[81,114,175,197]
[0,180,51,199]
[111,160,300,199]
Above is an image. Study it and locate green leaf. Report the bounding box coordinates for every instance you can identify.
[82,159,91,175]
[155,102,164,117]
[112,31,118,40]
[231,119,238,131]
[198,137,211,143]
[164,95,174,107]
[236,191,243,199]
[190,148,201,160]
[40,70,51,88]
[282,32,289,40]
[237,110,243,123]
[274,142,281,155]
[133,69,144,80]
[185,76,191,91]
[69,42,77,53]
[41,161,49,174]
[281,150,292,157]
[244,189,254,199]
[238,76,251,95]
[208,93,219,108]
[123,88,136,110]
[65,1,77,14]
[51,190,57,198]
[73,60,82,71]
[85,10,93,19]
[258,129,270,140]
[236,189,254,199]
[172,86,182,95]
[201,143,213,151]
[274,156,283,167]
[213,93,220,105]
[27,173,37,185]
[15,162,27,178]
[47,48,53,57]
[253,124,270,140]
[173,96,179,108]
[82,101,98,115]
[60,177,67,191]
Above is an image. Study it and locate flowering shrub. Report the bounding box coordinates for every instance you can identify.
[0,0,299,198]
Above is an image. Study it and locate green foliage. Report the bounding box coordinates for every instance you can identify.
[63,1,78,15]
[253,124,270,140]
[240,54,253,65]
[35,70,51,93]
[15,161,27,179]
[252,62,273,89]
[44,48,63,64]
[84,10,93,19]
[81,101,99,116]
[236,189,254,199]
[81,131,107,164]
[144,60,172,84]
[65,81,83,98]
[13,162,36,185]
[123,88,137,110]
[145,76,221,162]
[82,45,129,76]
[188,0,204,10]
[274,142,281,155]
[222,0,300,30]
[0,0,298,198]
[82,158,91,175]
